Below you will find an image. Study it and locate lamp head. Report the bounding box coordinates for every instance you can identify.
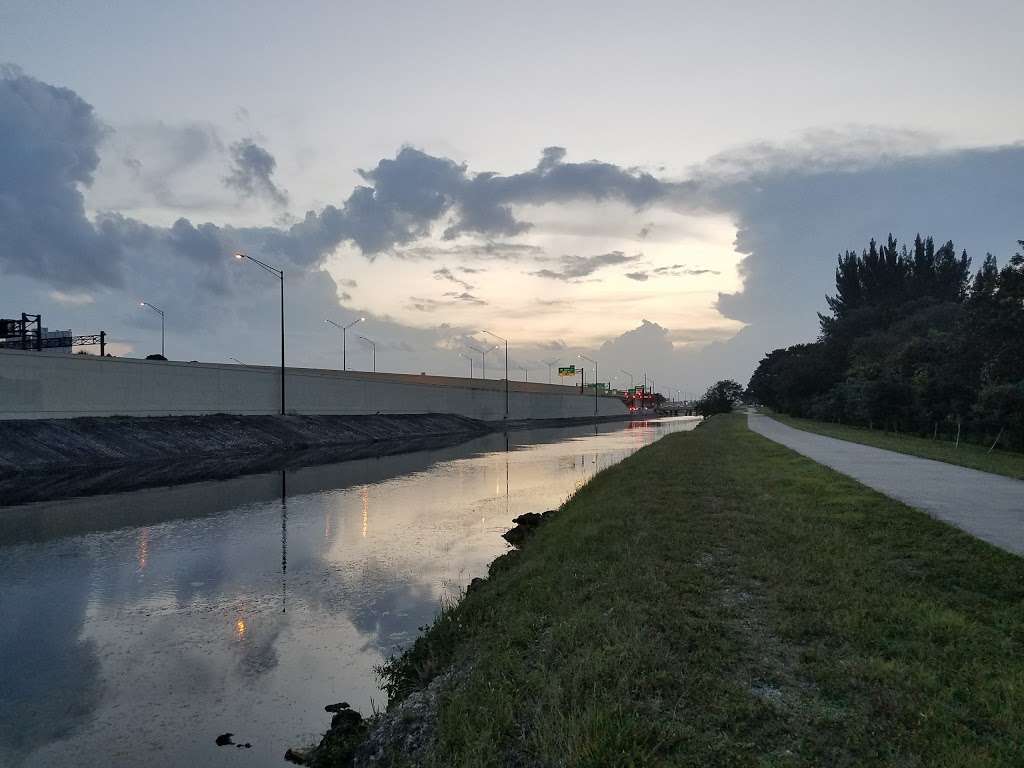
[233,252,246,260]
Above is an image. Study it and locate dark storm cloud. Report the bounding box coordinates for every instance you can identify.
[530,251,639,281]
[0,65,119,286]
[709,143,1024,332]
[224,138,288,207]
[0,67,680,290]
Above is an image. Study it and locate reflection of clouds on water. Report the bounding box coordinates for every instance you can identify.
[0,545,100,766]
[0,418,699,767]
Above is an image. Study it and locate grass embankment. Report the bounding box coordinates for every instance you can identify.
[769,413,1024,481]
[374,413,1024,767]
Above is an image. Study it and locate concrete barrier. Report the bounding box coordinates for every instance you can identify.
[0,348,628,421]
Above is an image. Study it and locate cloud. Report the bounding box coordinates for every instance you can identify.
[530,251,639,281]
[432,266,472,290]
[5,67,1024,395]
[224,138,288,207]
[443,291,486,305]
[338,278,357,288]
[0,65,118,286]
[649,264,721,277]
[390,241,544,261]
[94,120,225,211]
[625,271,649,281]
[48,290,95,305]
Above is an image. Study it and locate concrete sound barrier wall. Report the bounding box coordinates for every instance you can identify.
[0,349,628,421]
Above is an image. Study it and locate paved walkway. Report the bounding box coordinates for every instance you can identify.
[747,413,1024,556]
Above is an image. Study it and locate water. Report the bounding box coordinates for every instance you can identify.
[0,417,698,767]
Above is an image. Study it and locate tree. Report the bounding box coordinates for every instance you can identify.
[748,234,1024,450]
[696,380,744,416]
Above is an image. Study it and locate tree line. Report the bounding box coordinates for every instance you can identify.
[747,235,1024,451]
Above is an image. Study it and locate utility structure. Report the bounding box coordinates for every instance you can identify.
[357,334,375,372]
[138,301,165,357]
[0,312,106,355]
[579,353,599,416]
[480,330,509,418]
[460,351,475,378]
[325,316,364,371]
[234,252,285,416]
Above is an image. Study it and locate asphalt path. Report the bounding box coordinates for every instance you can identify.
[747,413,1024,557]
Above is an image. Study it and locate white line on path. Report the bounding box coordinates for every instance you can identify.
[747,413,1024,557]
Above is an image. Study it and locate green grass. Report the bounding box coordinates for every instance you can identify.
[373,414,1024,767]
[769,413,1024,481]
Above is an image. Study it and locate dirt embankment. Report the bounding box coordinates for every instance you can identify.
[0,413,488,476]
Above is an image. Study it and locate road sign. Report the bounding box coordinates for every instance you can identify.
[558,365,576,377]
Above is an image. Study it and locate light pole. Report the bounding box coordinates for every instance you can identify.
[357,334,375,372]
[234,252,285,416]
[518,364,528,382]
[467,343,496,380]
[481,330,508,418]
[579,353,598,416]
[325,317,364,371]
[229,357,245,365]
[544,358,559,385]
[460,352,474,378]
[138,301,165,357]
[620,369,634,391]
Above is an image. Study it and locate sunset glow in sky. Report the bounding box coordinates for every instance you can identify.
[1,1,1022,391]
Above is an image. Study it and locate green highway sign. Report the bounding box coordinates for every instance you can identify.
[558,365,577,377]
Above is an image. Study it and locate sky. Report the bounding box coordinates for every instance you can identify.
[1,1,1022,395]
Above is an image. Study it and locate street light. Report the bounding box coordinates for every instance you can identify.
[579,353,598,416]
[620,369,634,390]
[357,334,375,372]
[480,330,508,418]
[544,358,559,385]
[138,301,165,357]
[229,357,245,365]
[466,343,496,380]
[325,316,364,371]
[518,363,528,382]
[459,351,474,378]
[233,252,285,416]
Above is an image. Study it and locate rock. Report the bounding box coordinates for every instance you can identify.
[324,701,350,713]
[331,707,363,730]
[511,511,544,528]
[502,525,530,547]
[284,747,310,764]
[215,733,234,746]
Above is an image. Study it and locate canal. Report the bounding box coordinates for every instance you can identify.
[0,416,699,767]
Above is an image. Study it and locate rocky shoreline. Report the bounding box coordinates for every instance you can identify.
[0,413,631,505]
